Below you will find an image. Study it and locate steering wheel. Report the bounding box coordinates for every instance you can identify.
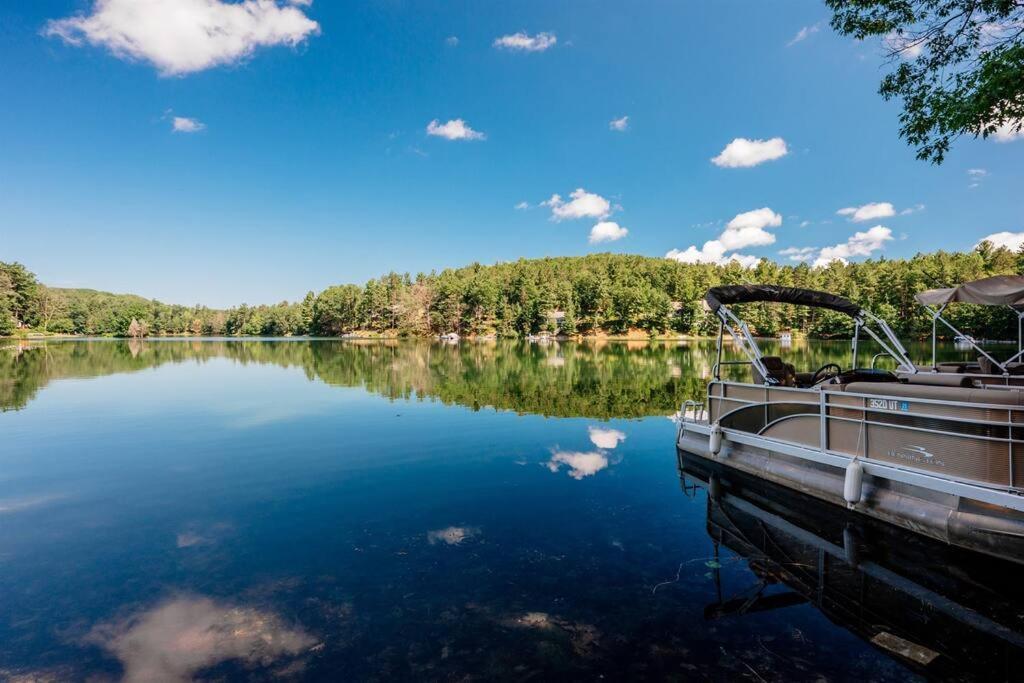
[811,363,842,385]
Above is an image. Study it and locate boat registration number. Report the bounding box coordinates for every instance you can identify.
[868,399,910,411]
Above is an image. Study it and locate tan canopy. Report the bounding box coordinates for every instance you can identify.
[915,275,1024,308]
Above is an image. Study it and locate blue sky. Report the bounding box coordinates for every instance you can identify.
[1,0,1021,307]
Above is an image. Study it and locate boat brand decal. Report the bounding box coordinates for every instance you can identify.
[868,399,909,411]
[887,444,945,467]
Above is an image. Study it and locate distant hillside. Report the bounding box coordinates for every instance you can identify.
[2,245,1022,338]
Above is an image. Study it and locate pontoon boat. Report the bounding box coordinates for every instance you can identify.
[676,284,1024,563]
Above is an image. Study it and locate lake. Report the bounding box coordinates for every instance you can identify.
[1,338,1021,681]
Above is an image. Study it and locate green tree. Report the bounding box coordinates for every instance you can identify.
[828,0,1024,163]
[0,299,14,336]
[0,262,39,326]
[313,285,363,335]
[299,291,316,335]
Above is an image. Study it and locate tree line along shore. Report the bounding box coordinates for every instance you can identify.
[2,244,1022,340]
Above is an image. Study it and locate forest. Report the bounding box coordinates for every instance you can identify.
[2,242,1022,340]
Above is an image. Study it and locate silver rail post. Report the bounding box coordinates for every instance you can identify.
[851,319,860,368]
[715,321,723,380]
[931,304,946,369]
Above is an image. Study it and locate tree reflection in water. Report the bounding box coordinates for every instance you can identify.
[0,337,976,416]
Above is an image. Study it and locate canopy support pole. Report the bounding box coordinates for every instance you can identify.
[714,321,724,380]
[1002,310,1024,365]
[858,312,915,373]
[926,305,1007,374]
[717,306,773,385]
[851,319,860,369]
[931,304,947,370]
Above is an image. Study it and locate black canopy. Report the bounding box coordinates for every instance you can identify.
[705,285,862,317]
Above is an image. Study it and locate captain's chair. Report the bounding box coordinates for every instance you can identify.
[753,356,798,387]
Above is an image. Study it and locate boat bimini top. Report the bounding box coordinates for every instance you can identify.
[707,284,916,385]
[916,274,1024,375]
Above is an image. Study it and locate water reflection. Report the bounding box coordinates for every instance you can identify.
[1,338,716,418]
[588,425,626,449]
[2,336,972,418]
[546,424,630,479]
[85,596,318,683]
[427,526,480,546]
[1,337,1010,680]
[546,449,610,479]
[677,451,1024,681]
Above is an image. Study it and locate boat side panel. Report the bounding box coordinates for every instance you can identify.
[709,380,1023,489]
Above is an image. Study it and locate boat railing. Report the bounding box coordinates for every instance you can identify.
[710,359,753,381]
[680,400,707,424]
[869,352,898,369]
[706,380,1024,492]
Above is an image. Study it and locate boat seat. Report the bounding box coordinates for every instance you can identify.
[842,381,1024,406]
[935,362,972,373]
[976,356,1024,376]
[978,356,998,375]
[897,372,976,388]
[793,371,815,386]
[753,356,797,387]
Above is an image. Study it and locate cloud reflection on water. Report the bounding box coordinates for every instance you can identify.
[0,493,65,515]
[427,526,479,545]
[546,425,627,479]
[86,596,317,683]
[547,450,610,479]
[588,426,626,450]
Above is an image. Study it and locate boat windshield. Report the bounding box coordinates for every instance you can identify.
[704,285,915,386]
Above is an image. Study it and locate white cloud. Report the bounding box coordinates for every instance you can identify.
[711,137,788,168]
[493,31,556,52]
[836,202,895,222]
[426,118,486,141]
[547,450,609,479]
[543,188,611,222]
[666,207,780,267]
[85,596,316,683]
[172,116,204,133]
[967,168,988,177]
[812,226,893,267]
[588,426,626,450]
[609,115,629,132]
[589,221,628,243]
[976,231,1024,251]
[666,242,760,267]
[991,119,1024,142]
[44,0,320,77]
[899,203,925,215]
[720,207,781,250]
[779,246,818,262]
[787,23,820,47]
[884,31,925,58]
[514,201,531,210]
[445,36,459,46]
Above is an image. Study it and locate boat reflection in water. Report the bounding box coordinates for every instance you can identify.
[677,450,1024,680]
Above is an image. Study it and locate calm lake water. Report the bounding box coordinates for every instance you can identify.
[1,338,1022,681]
